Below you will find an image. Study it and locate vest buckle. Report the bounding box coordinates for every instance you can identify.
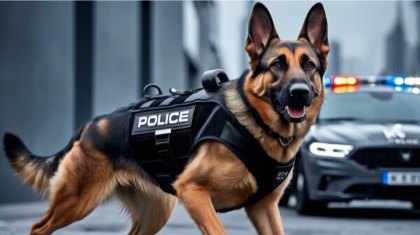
[155,128,172,156]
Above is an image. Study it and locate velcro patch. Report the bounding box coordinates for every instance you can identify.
[131,106,195,135]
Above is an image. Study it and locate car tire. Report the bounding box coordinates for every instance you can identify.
[295,160,326,215]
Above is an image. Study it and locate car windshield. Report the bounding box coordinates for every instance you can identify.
[318,90,420,123]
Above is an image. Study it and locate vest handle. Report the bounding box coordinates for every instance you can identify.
[201,69,229,92]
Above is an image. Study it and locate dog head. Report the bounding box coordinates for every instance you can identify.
[244,2,329,137]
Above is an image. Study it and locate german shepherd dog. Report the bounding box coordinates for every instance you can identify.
[3,2,328,235]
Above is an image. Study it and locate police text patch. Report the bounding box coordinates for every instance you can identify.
[131,106,195,135]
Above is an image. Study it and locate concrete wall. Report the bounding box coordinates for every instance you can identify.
[0,2,74,203]
[0,1,144,203]
[94,1,139,116]
[94,1,187,113]
[152,1,187,92]
[0,1,225,204]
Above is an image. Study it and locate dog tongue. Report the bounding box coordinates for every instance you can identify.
[287,106,306,119]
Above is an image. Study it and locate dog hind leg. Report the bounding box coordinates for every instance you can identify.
[116,178,177,235]
[30,142,117,235]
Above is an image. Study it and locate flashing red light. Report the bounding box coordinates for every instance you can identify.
[332,76,360,86]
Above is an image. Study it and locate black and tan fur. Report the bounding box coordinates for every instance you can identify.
[3,3,329,235]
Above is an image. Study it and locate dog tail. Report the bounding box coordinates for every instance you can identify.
[3,129,82,193]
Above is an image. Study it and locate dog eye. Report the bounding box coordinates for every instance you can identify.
[271,61,283,71]
[304,61,315,70]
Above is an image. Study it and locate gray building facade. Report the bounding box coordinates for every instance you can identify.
[412,2,420,76]
[326,41,342,76]
[0,1,74,203]
[0,1,222,203]
[382,2,407,76]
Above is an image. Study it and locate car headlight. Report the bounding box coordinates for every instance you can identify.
[309,142,353,158]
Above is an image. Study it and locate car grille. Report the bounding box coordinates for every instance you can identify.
[350,148,420,168]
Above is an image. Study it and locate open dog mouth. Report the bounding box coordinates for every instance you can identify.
[276,103,308,123]
[271,82,313,123]
[286,106,308,119]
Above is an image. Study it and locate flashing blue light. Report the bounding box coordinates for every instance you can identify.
[323,77,332,87]
[385,75,420,88]
[382,171,388,185]
[385,76,407,86]
[394,77,404,86]
[404,77,420,86]
[394,86,403,92]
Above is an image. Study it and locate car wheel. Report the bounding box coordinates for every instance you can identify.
[295,161,326,215]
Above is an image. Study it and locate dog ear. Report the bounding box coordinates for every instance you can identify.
[246,2,279,66]
[298,3,329,57]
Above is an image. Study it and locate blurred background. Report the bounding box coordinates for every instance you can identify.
[0,1,419,204]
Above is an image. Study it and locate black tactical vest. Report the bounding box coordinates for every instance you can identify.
[128,70,294,212]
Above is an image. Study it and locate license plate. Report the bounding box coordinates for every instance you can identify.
[382,171,420,186]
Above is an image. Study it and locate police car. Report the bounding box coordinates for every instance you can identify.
[287,75,420,214]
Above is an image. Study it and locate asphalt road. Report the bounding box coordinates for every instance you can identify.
[0,197,419,235]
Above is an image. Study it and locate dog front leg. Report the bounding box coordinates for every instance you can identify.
[246,195,285,235]
[175,182,226,235]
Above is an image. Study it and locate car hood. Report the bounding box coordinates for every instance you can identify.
[306,121,420,147]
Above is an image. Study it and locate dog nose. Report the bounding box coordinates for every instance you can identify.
[289,83,310,99]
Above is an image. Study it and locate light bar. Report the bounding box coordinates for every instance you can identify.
[385,76,420,87]
[404,77,420,86]
[325,75,420,88]
[332,76,360,86]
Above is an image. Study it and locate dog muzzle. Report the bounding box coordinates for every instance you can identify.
[271,83,313,123]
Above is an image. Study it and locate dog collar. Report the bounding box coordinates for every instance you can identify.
[238,75,294,147]
[278,136,294,147]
